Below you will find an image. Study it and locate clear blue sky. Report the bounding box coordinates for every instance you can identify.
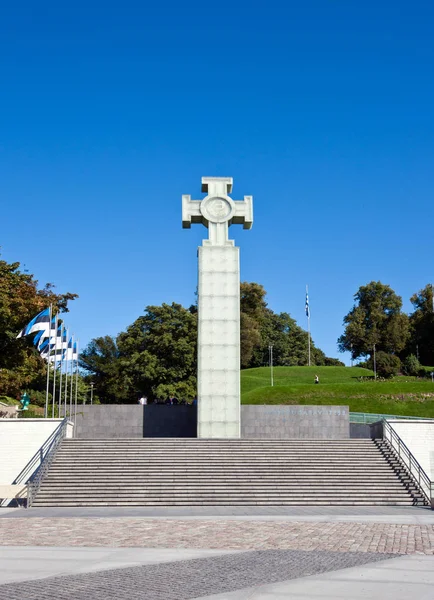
[1,1,433,364]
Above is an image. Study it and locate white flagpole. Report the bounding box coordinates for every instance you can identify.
[52,313,59,418]
[306,285,311,367]
[74,339,79,436]
[44,304,52,418]
[64,335,70,419]
[58,323,65,417]
[69,337,75,418]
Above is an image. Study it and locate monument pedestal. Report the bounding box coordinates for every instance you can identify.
[198,245,240,438]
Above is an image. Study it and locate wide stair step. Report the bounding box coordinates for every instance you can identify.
[31,439,428,507]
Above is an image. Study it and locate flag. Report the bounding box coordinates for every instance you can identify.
[35,317,57,351]
[305,289,310,318]
[16,308,50,339]
[64,339,78,361]
[45,348,67,363]
[40,322,67,360]
[39,320,62,355]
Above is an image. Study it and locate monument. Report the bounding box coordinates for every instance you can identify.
[182,177,253,438]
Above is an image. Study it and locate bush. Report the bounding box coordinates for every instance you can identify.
[0,395,18,405]
[417,366,432,378]
[402,354,421,376]
[368,352,401,378]
[324,357,345,367]
[27,389,51,408]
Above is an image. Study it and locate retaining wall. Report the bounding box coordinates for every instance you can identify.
[73,404,349,439]
[241,405,349,439]
[73,405,196,439]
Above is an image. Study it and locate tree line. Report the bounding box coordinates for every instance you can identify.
[0,255,341,404]
[338,281,434,377]
[78,282,343,403]
[2,254,431,406]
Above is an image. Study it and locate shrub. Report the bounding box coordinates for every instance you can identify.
[402,354,421,376]
[324,357,345,367]
[27,390,51,408]
[368,352,401,378]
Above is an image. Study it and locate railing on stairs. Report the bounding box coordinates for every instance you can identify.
[350,411,431,424]
[11,418,71,507]
[382,419,434,508]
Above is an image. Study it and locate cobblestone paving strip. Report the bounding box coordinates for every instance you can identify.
[1,519,434,554]
[0,549,396,600]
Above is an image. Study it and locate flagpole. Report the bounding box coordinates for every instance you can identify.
[52,313,59,418]
[306,285,311,367]
[69,336,74,419]
[44,305,52,418]
[58,323,65,417]
[64,335,70,419]
[74,339,79,437]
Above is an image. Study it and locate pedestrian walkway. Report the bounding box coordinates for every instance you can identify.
[0,506,433,599]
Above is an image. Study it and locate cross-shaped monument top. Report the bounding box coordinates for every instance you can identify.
[182,177,253,246]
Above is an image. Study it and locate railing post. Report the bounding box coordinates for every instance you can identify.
[431,483,434,510]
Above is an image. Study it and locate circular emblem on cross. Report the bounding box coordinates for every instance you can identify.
[200,196,235,224]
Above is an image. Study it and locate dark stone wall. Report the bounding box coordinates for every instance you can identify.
[349,422,384,439]
[370,421,384,439]
[350,423,372,438]
[143,405,197,438]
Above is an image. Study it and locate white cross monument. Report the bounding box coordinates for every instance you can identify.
[182,177,253,438]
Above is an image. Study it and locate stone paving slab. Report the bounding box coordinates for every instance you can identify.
[0,547,240,585]
[0,549,396,600]
[1,505,431,519]
[1,518,434,554]
[195,555,434,600]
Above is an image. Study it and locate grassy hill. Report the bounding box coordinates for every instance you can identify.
[240,366,434,417]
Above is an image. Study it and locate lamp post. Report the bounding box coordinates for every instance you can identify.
[373,344,377,380]
[90,382,94,405]
[269,345,274,387]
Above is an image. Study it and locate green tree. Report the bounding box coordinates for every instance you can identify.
[240,282,336,368]
[240,282,267,367]
[0,256,78,396]
[402,354,420,376]
[407,284,434,366]
[79,336,131,403]
[118,302,197,400]
[338,281,410,359]
[81,303,198,402]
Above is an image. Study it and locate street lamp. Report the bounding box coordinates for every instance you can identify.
[90,382,94,405]
[269,345,274,387]
[373,345,377,380]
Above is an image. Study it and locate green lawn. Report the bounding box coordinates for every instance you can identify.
[240,366,434,417]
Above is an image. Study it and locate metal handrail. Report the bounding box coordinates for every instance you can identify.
[26,418,70,507]
[382,419,433,507]
[350,411,433,424]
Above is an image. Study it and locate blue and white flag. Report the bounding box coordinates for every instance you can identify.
[305,289,310,318]
[38,319,60,354]
[16,308,50,339]
[64,339,78,361]
[40,322,68,360]
[44,348,67,364]
[33,316,56,350]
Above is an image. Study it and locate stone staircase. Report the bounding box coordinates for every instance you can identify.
[31,439,428,506]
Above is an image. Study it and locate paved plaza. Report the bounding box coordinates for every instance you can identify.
[1,506,434,599]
